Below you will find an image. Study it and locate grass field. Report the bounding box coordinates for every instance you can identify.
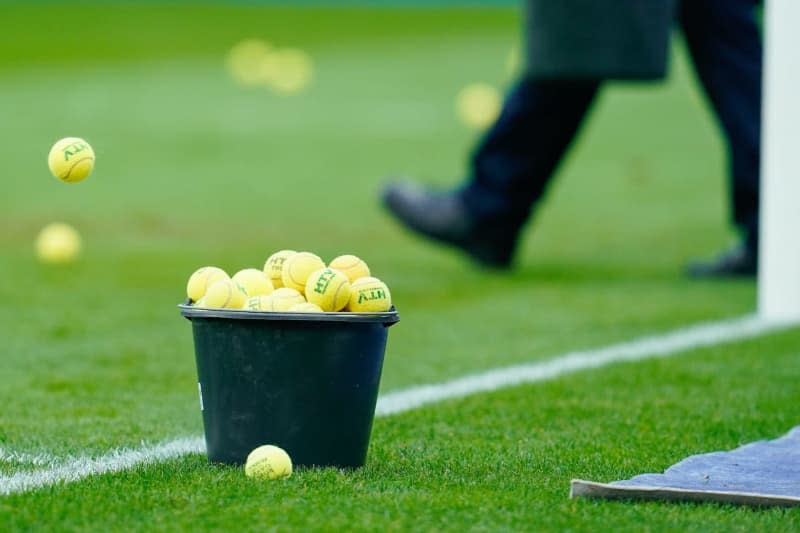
[1,3,799,531]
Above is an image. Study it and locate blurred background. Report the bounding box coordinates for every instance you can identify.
[0,1,752,454]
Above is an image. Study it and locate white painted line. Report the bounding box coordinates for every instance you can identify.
[0,314,795,496]
[375,314,791,416]
[0,448,58,468]
[0,437,204,497]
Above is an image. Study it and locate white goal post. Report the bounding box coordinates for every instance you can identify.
[758,0,800,320]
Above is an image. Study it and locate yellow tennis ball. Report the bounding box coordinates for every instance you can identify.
[305,268,351,312]
[245,445,292,480]
[186,266,230,302]
[35,222,82,264]
[347,277,392,312]
[232,268,274,297]
[200,279,247,309]
[268,287,306,311]
[262,48,314,95]
[281,252,325,293]
[243,295,271,311]
[328,254,370,283]
[287,302,323,313]
[263,250,296,289]
[226,38,273,86]
[48,137,95,183]
[455,83,502,130]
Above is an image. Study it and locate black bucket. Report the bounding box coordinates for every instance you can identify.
[179,304,399,468]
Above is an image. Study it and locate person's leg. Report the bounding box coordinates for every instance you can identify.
[383,77,600,268]
[680,0,762,276]
[461,78,600,227]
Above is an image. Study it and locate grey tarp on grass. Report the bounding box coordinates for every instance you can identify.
[571,426,800,507]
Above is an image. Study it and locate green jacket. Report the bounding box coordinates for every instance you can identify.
[526,0,677,80]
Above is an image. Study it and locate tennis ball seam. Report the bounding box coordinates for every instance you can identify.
[61,156,94,182]
[331,278,348,310]
[286,263,303,288]
[220,283,233,307]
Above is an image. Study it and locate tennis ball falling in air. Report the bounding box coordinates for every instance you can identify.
[456,83,502,130]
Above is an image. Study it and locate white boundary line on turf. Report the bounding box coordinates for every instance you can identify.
[0,314,795,496]
[0,437,204,497]
[374,314,793,416]
[0,448,58,467]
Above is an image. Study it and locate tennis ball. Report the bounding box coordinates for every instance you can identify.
[226,38,273,86]
[187,266,230,302]
[262,48,313,94]
[232,268,274,297]
[200,279,247,309]
[263,250,296,289]
[243,295,271,311]
[305,268,351,312]
[288,302,323,313]
[48,137,95,183]
[281,252,325,293]
[35,222,81,264]
[245,445,292,480]
[347,277,392,312]
[455,83,502,130]
[328,254,370,283]
[268,287,306,311]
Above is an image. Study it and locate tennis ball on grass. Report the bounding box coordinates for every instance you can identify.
[48,137,95,183]
[288,302,323,313]
[281,252,325,293]
[328,254,370,283]
[305,268,351,312]
[200,279,247,309]
[347,277,392,312]
[245,445,292,480]
[232,268,274,297]
[187,266,230,302]
[263,250,296,289]
[35,222,81,264]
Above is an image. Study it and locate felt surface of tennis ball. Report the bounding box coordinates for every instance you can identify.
[232,268,274,297]
[262,48,313,94]
[48,137,95,183]
[35,223,82,264]
[245,445,292,480]
[328,254,371,283]
[200,279,247,309]
[187,267,230,302]
[281,252,325,293]
[347,276,392,312]
[243,295,271,311]
[455,83,502,130]
[305,268,351,312]
[268,287,306,311]
[263,250,296,289]
[287,302,323,313]
[226,38,272,86]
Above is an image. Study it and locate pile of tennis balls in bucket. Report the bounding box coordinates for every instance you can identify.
[186,250,392,313]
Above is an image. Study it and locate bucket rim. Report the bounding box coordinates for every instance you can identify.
[179,303,399,324]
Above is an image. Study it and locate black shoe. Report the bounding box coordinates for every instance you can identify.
[686,244,757,278]
[381,181,516,269]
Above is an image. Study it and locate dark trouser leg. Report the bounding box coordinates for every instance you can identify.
[460,77,600,240]
[679,0,763,254]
